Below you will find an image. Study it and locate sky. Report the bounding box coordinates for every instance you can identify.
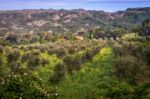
[0,0,150,12]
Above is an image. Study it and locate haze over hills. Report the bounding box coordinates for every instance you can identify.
[0,7,150,35]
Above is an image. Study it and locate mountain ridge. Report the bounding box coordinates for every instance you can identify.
[0,7,150,35]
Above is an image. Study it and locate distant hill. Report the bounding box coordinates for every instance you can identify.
[0,7,150,34]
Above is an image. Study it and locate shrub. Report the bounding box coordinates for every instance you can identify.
[0,45,3,53]
[41,59,49,66]
[9,62,21,71]
[142,47,150,66]
[85,50,93,60]
[27,57,41,69]
[48,49,55,55]
[134,83,150,99]
[5,33,18,43]
[106,83,135,99]
[113,55,145,84]
[130,45,143,58]
[39,46,46,53]
[55,47,68,58]
[50,62,66,84]
[0,58,4,76]
[7,50,20,65]
[68,47,76,54]
[63,55,81,73]
[21,53,30,63]
[113,43,125,56]
[0,68,47,99]
[21,51,47,69]
[0,58,2,65]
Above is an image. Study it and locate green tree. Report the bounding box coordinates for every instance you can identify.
[139,18,150,39]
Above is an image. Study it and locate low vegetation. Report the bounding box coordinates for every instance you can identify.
[0,11,150,99]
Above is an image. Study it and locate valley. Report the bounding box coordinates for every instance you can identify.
[0,7,150,99]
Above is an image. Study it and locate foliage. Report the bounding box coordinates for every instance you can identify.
[113,55,145,84]
[50,62,66,84]
[0,68,48,99]
[142,18,150,28]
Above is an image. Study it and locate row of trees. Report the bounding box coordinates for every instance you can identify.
[50,43,103,84]
[112,41,150,84]
[86,27,127,40]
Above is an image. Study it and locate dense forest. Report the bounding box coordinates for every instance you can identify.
[0,7,150,99]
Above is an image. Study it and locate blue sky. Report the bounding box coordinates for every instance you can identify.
[0,0,150,12]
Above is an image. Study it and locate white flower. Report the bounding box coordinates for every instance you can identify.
[2,81,4,85]
[55,93,58,96]
[19,97,22,99]
[47,94,50,96]
[24,72,27,75]
[8,74,11,77]
[55,87,58,89]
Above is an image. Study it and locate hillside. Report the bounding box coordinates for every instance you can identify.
[0,6,150,98]
[0,7,150,34]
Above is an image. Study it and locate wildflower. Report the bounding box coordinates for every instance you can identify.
[14,75,17,78]
[47,94,50,96]
[55,93,58,96]
[2,81,4,85]
[24,72,27,75]
[55,87,58,89]
[19,97,22,99]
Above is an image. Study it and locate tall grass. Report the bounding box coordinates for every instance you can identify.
[56,47,113,98]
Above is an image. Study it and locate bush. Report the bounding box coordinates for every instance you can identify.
[142,47,150,66]
[41,59,49,66]
[63,55,82,73]
[50,62,66,84]
[113,55,145,84]
[129,45,143,58]
[113,43,125,56]
[0,45,3,53]
[7,50,20,65]
[27,57,41,69]
[0,68,47,99]
[134,83,150,99]
[0,58,4,76]
[39,46,46,53]
[55,47,68,58]
[81,47,100,62]
[68,47,77,54]
[0,58,2,65]
[21,51,49,69]
[106,83,135,98]
[48,49,55,55]
[85,50,93,60]
[21,53,31,63]
[9,62,21,71]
